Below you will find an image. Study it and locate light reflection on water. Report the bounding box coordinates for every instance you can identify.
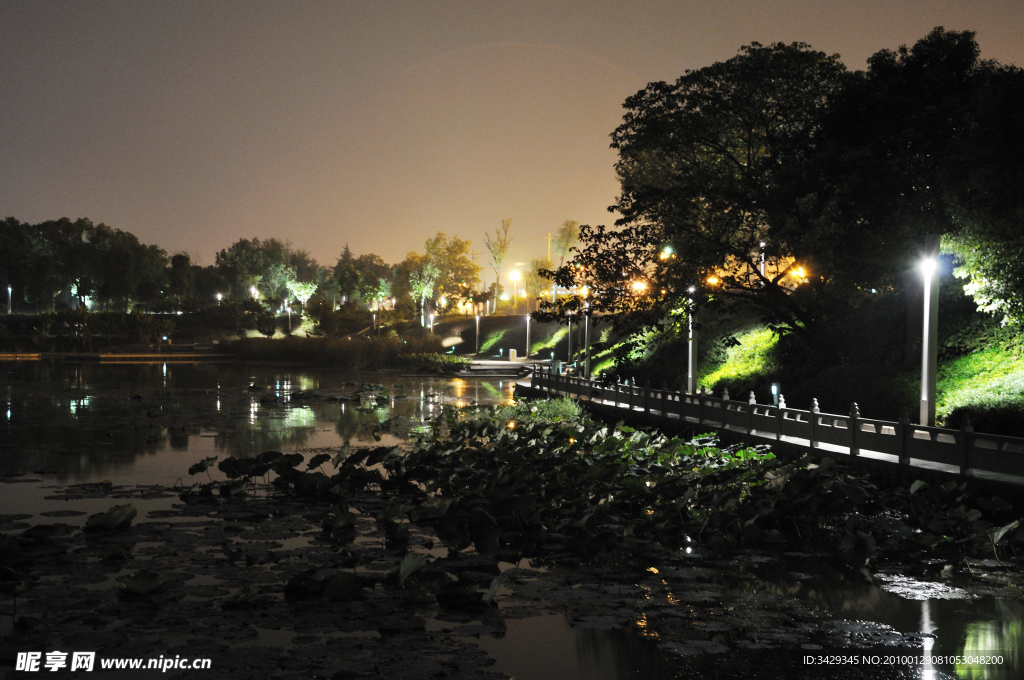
[0,361,514,485]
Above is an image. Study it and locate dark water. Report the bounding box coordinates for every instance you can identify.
[2,361,1022,679]
[0,361,514,485]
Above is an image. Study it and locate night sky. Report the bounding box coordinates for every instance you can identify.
[2,1,1021,275]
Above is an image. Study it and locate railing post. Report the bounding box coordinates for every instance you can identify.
[809,398,819,450]
[627,379,634,412]
[897,408,911,466]
[775,394,785,441]
[959,415,974,476]
[644,379,651,414]
[849,402,860,457]
[661,381,668,422]
[697,387,705,424]
[747,391,755,435]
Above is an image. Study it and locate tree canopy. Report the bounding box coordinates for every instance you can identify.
[539,28,1024,351]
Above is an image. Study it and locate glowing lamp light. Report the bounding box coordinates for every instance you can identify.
[921,258,937,277]
[580,285,590,297]
[250,286,259,299]
[631,280,648,293]
[439,296,446,306]
[687,286,696,294]
[707,276,719,285]
[797,267,806,278]
[509,270,521,282]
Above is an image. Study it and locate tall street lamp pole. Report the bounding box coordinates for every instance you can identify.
[583,303,591,378]
[525,314,531,360]
[580,285,591,378]
[687,286,697,395]
[920,235,941,426]
[566,312,573,364]
[7,285,11,314]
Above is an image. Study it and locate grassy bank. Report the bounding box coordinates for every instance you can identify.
[694,323,1024,435]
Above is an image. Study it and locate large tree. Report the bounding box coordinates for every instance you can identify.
[541,41,848,336]
[424,232,480,304]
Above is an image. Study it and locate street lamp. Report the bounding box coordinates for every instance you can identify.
[687,286,697,395]
[7,285,11,314]
[525,314,531,360]
[566,311,574,364]
[920,235,941,426]
[216,293,223,305]
[250,286,259,299]
[580,285,592,378]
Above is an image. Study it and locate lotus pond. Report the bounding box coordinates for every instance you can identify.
[1,361,1024,679]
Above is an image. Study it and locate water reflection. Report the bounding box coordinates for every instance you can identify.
[0,361,513,484]
[474,614,678,680]
[728,562,1024,678]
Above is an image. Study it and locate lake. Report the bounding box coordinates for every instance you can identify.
[1,361,1022,679]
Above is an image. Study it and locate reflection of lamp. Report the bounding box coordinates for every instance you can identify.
[250,286,259,299]
[920,235,940,426]
[475,314,480,354]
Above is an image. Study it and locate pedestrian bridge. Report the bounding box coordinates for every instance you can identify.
[517,367,1024,487]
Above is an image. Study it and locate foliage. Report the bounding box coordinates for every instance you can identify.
[424,232,480,304]
[537,41,848,342]
[399,352,470,375]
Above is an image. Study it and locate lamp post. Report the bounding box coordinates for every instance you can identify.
[566,312,573,364]
[920,235,941,426]
[475,314,481,354]
[7,285,11,314]
[580,285,592,378]
[687,286,697,395]
[525,314,531,360]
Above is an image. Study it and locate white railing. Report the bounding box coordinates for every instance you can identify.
[529,367,1024,483]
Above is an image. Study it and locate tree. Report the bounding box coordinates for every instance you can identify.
[484,219,513,311]
[525,258,554,311]
[424,232,480,304]
[343,253,392,307]
[286,280,318,310]
[936,56,1024,323]
[553,220,579,267]
[540,42,848,339]
[333,245,361,306]
[408,255,440,326]
[168,253,194,308]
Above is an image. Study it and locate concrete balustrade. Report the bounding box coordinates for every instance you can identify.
[525,367,1024,485]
